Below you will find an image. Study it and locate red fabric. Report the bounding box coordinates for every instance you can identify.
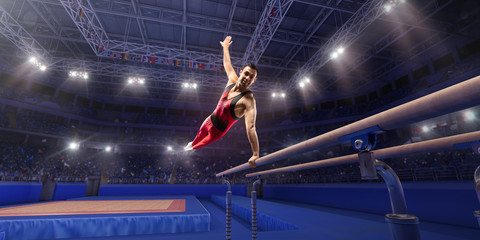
[191,86,239,149]
[191,116,226,150]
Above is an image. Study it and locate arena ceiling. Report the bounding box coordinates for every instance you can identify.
[0,0,478,105]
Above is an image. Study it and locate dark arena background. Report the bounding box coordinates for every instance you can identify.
[0,0,480,239]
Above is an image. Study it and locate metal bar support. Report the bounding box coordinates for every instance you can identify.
[251,179,261,240]
[223,179,232,240]
[375,160,420,240]
[473,143,480,228]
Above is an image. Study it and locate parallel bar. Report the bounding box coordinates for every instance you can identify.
[245,131,480,177]
[216,75,480,177]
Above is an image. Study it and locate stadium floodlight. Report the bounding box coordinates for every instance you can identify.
[69,71,89,80]
[298,77,312,88]
[69,142,79,150]
[128,77,146,85]
[182,82,198,89]
[330,47,346,60]
[465,111,475,121]
[28,56,47,72]
[384,4,392,12]
[422,126,429,133]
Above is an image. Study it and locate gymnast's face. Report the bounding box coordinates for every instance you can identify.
[238,67,257,88]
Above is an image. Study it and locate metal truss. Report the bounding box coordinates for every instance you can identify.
[33,0,368,67]
[0,5,51,63]
[287,0,390,91]
[0,43,273,97]
[58,0,247,71]
[27,0,84,56]
[242,0,294,64]
[323,0,455,91]
[59,0,109,55]
[105,40,243,66]
[274,0,342,78]
[130,0,148,45]
[224,0,238,37]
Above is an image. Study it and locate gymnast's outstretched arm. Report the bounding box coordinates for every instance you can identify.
[220,36,238,85]
[244,95,259,168]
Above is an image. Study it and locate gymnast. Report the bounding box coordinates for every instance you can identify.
[185,36,259,168]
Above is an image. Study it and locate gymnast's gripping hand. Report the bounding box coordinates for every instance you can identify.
[248,155,258,168]
[220,36,233,48]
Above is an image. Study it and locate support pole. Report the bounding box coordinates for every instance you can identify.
[223,179,232,240]
[474,165,480,228]
[251,179,261,240]
[375,160,420,240]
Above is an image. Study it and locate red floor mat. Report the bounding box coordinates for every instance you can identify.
[0,199,185,216]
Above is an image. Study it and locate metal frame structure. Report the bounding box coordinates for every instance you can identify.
[287,0,391,90]
[59,0,108,55]
[0,5,51,62]
[0,0,474,101]
[242,0,294,64]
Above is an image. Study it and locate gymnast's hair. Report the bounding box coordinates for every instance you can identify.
[242,62,258,75]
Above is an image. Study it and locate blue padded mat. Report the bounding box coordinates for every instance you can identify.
[0,196,210,240]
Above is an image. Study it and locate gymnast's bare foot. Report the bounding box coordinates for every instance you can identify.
[184,141,194,152]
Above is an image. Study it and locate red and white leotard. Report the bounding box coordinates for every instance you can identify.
[190,84,252,150]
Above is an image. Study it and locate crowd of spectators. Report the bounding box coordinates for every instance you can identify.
[0,135,478,185]
[0,142,97,182]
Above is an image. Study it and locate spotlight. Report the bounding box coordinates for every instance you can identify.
[105,146,112,152]
[127,77,145,85]
[167,146,173,151]
[384,4,392,12]
[281,93,286,98]
[465,111,475,121]
[69,142,79,150]
[69,71,89,80]
[272,92,276,98]
[330,47,346,60]
[422,126,429,133]
[299,77,312,89]
[182,82,198,89]
[28,56,48,72]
